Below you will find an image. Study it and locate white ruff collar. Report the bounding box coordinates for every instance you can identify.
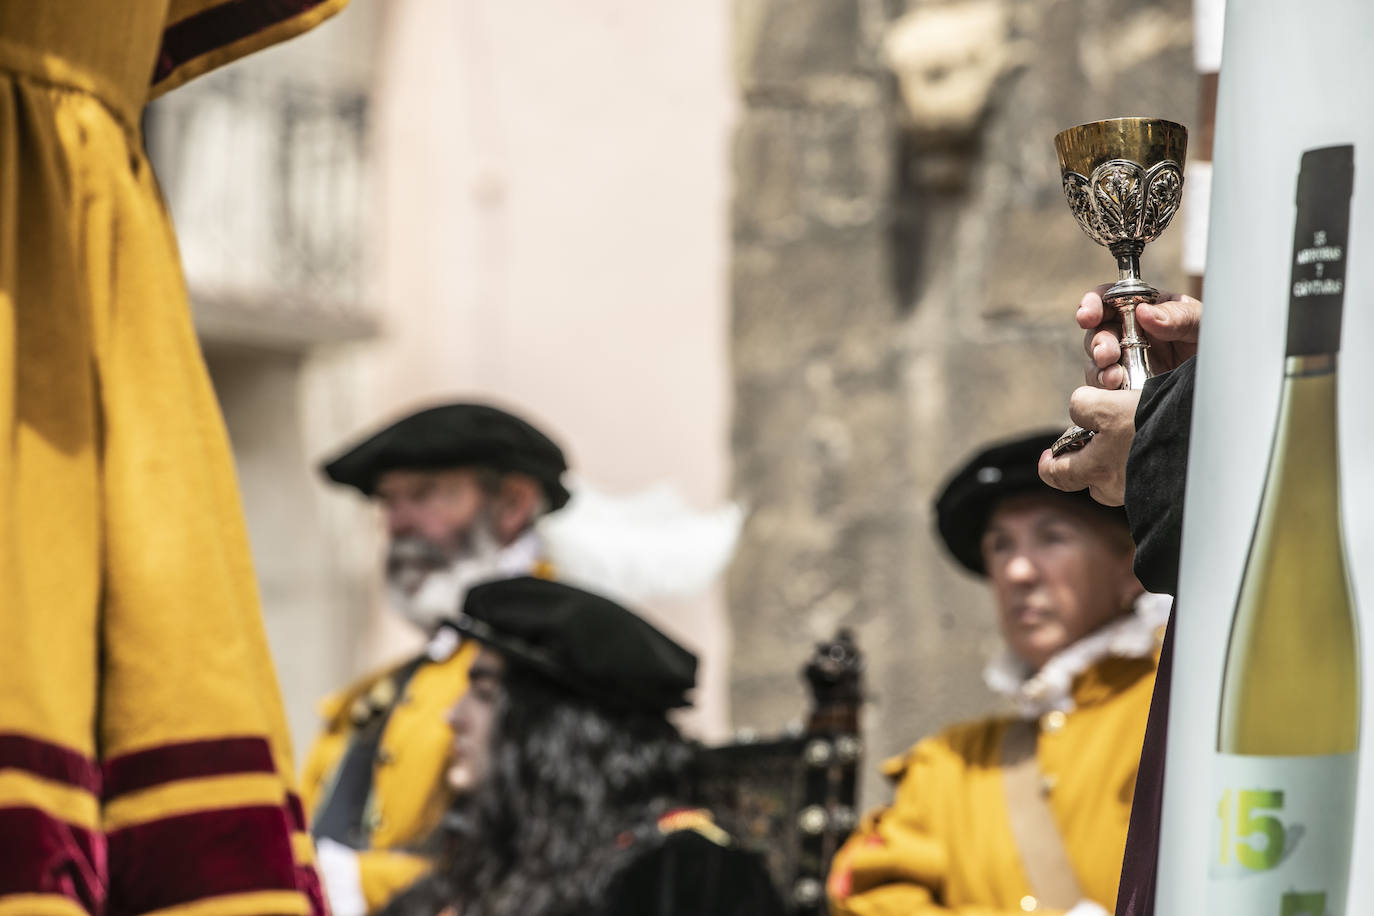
[983,592,1172,719]
[494,528,543,577]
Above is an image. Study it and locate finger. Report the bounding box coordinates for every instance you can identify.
[1075,286,1112,330]
[1084,361,1127,389]
[1081,313,1123,353]
[1066,386,1138,432]
[1096,364,1127,390]
[1137,295,1202,344]
[1038,448,1084,493]
[1089,328,1123,369]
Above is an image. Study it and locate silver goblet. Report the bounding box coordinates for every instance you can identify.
[1051,117,1188,456]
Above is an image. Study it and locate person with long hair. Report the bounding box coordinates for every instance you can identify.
[382,576,786,916]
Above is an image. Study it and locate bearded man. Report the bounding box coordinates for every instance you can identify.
[304,402,570,916]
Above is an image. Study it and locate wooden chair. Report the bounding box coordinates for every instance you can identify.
[695,630,865,915]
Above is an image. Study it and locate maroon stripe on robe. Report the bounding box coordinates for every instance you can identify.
[1114,613,1175,916]
[153,0,332,85]
[0,807,105,914]
[106,806,297,916]
[285,792,307,831]
[294,862,329,916]
[102,736,276,800]
[282,794,328,916]
[0,733,101,792]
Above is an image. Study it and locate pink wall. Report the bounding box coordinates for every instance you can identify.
[361,0,737,737]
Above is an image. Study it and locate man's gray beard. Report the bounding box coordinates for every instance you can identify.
[385,519,507,632]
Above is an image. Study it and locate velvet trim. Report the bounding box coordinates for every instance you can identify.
[285,792,307,830]
[153,0,329,85]
[106,805,297,915]
[0,733,99,793]
[0,808,104,914]
[102,737,276,800]
[294,862,329,916]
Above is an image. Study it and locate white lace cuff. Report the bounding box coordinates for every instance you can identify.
[316,837,366,916]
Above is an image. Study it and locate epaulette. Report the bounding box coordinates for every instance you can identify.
[656,807,732,847]
[317,658,415,727]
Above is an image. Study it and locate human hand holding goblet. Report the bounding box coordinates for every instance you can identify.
[1050,117,1188,456]
[1080,286,1202,389]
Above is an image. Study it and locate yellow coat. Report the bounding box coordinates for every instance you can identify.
[1,4,344,916]
[302,640,479,912]
[828,654,1158,916]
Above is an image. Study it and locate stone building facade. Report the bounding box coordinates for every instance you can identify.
[726,0,1197,803]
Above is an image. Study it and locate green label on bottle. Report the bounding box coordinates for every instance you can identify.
[1208,753,1357,915]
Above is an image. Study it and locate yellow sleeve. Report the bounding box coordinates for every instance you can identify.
[827,739,1065,916]
[151,0,350,99]
[358,849,433,914]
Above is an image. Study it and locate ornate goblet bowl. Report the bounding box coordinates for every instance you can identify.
[1050,117,1188,456]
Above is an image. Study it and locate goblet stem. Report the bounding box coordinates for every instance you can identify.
[1104,239,1157,390]
[1114,243,1143,279]
[1052,250,1159,455]
[1114,300,1153,389]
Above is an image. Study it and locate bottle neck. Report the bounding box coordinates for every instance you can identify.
[1269,354,1341,509]
[1286,353,1337,377]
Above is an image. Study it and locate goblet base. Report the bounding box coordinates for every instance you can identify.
[1051,424,1095,457]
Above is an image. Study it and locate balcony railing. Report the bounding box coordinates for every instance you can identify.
[146,71,378,348]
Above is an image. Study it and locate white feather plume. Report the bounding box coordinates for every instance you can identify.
[535,475,744,604]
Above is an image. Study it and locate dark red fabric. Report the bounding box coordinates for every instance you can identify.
[282,794,327,916]
[285,791,307,830]
[102,736,275,800]
[294,862,329,916]
[1114,612,1175,916]
[106,806,296,916]
[0,732,100,792]
[0,807,105,914]
[153,0,329,85]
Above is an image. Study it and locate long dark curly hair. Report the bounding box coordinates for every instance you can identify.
[383,666,696,916]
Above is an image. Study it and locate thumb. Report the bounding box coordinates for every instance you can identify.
[1137,296,1201,343]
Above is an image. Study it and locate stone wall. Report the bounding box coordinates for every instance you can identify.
[728,0,1196,804]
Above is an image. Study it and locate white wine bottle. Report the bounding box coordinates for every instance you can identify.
[1208,145,1359,916]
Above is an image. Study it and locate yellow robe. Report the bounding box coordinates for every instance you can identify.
[828,654,1158,916]
[0,3,344,915]
[301,642,480,913]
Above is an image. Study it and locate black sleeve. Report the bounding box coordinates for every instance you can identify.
[1124,356,1196,595]
[599,832,788,916]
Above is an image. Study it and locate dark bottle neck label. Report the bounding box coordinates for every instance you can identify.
[1287,145,1355,356]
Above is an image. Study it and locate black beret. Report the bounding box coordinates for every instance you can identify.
[320,403,571,510]
[454,577,697,712]
[934,429,1128,576]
